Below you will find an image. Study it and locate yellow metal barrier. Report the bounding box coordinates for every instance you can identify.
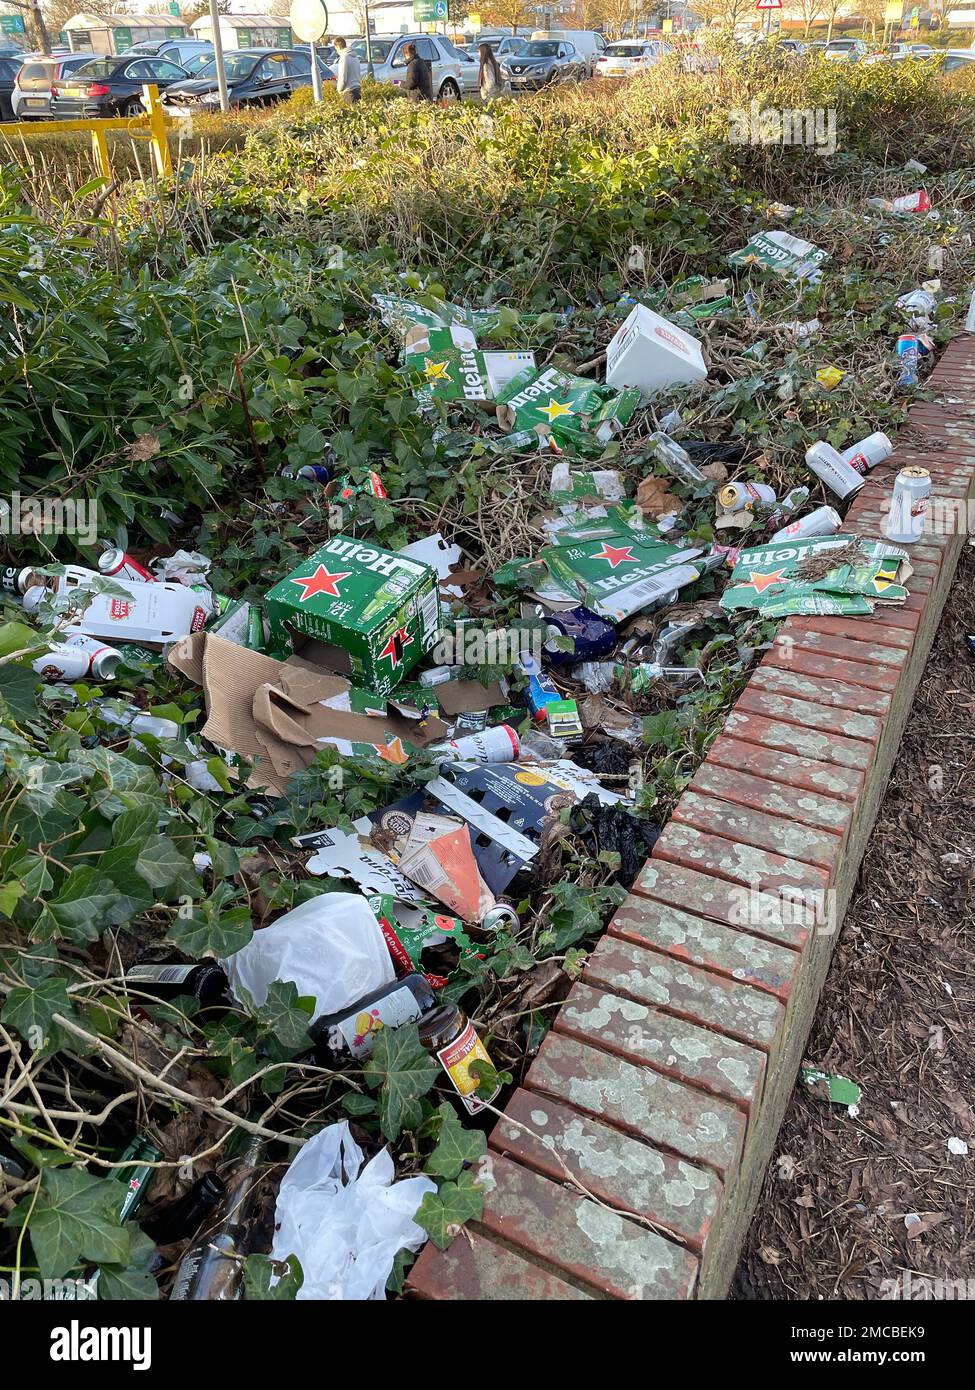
[1,83,174,181]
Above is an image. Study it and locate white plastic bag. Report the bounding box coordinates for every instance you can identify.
[221,893,394,1016]
[270,1122,435,1300]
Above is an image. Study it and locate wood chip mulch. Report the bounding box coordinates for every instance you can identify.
[737,547,975,1300]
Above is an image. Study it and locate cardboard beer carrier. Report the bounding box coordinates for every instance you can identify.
[402,324,535,407]
[541,533,706,621]
[728,229,828,283]
[264,536,443,699]
[720,533,911,617]
[495,363,641,447]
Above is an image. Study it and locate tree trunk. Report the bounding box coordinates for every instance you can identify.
[30,0,52,55]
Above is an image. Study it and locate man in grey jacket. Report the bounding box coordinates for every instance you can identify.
[334,37,361,104]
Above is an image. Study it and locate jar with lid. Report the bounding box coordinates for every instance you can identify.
[418,1004,501,1115]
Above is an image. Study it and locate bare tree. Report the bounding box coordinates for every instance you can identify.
[479,0,533,33]
[794,0,824,38]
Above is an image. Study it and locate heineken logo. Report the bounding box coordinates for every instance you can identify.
[592,543,638,569]
[324,539,422,578]
[378,626,415,668]
[745,568,787,594]
[423,358,450,381]
[539,398,574,423]
[505,367,564,411]
[289,565,352,601]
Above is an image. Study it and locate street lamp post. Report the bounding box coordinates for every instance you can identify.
[208,0,230,112]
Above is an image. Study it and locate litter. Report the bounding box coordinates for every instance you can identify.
[729,229,828,283]
[721,534,911,617]
[269,1122,435,1301]
[604,302,709,395]
[222,893,394,1017]
[801,1066,862,1112]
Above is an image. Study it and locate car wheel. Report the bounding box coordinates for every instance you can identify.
[122,97,143,117]
[438,78,459,100]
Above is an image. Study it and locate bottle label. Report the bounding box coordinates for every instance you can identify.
[436,1020,500,1115]
[127,964,196,985]
[337,985,425,1058]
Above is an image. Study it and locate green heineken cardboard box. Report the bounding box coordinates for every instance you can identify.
[403,325,536,407]
[264,536,443,699]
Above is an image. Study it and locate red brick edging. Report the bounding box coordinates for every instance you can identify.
[406,337,975,1300]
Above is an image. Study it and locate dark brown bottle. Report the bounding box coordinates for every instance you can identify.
[125,961,231,1009]
[168,1138,263,1301]
[310,974,437,1062]
[142,1172,227,1245]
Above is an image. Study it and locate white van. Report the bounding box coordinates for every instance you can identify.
[531,30,606,75]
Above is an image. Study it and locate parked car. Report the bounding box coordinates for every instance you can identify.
[0,55,17,120]
[823,39,869,62]
[941,49,975,73]
[121,39,215,67]
[11,51,93,120]
[595,40,669,77]
[777,39,807,56]
[50,55,191,118]
[347,33,463,100]
[503,38,587,89]
[163,48,332,111]
[474,34,529,58]
[455,46,482,94]
[531,28,605,75]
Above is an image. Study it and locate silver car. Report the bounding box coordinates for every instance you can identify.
[348,33,463,100]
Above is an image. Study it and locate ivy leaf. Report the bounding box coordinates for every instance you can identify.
[96,843,157,923]
[413,1170,484,1250]
[44,868,121,943]
[423,1102,487,1180]
[96,1228,160,1301]
[9,789,85,850]
[0,664,41,723]
[256,981,314,1052]
[111,804,162,849]
[6,1169,130,1280]
[341,1092,378,1118]
[1,976,76,1051]
[242,1252,304,1301]
[135,835,193,893]
[167,905,252,959]
[363,1021,439,1140]
[386,1247,414,1295]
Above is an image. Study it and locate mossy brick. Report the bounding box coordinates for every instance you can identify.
[635,858,813,949]
[734,686,882,744]
[653,821,831,898]
[707,734,864,802]
[524,1032,746,1178]
[765,639,902,690]
[583,934,785,1053]
[725,708,874,770]
[555,981,766,1112]
[672,789,841,869]
[489,1088,721,1253]
[608,893,801,1002]
[475,1153,699,1299]
[788,615,912,649]
[689,761,852,839]
[750,663,892,715]
[406,1229,594,1300]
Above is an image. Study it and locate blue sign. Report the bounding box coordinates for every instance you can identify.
[434,0,448,15]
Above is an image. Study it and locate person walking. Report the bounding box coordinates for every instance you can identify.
[333,36,361,105]
[402,42,433,101]
[478,42,503,101]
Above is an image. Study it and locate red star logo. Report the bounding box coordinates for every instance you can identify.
[746,568,787,594]
[289,565,352,601]
[378,626,415,668]
[128,1178,141,1191]
[592,543,637,569]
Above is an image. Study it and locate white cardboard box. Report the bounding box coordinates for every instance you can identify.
[604,303,708,396]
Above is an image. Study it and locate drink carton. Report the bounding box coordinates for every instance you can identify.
[604,303,708,396]
[264,536,443,699]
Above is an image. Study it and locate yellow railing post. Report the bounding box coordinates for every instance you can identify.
[142,84,172,180]
[90,127,111,181]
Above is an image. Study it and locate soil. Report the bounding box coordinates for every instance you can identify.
[737,547,975,1301]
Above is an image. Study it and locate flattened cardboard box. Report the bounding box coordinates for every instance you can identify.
[264,535,442,700]
[169,633,447,797]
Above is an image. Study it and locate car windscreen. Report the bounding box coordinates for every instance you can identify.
[523,42,559,57]
[194,53,259,81]
[350,39,393,62]
[183,53,213,74]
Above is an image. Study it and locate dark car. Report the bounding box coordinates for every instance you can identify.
[162,48,333,111]
[50,55,190,118]
[0,55,17,120]
[502,38,586,90]
[12,51,93,120]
